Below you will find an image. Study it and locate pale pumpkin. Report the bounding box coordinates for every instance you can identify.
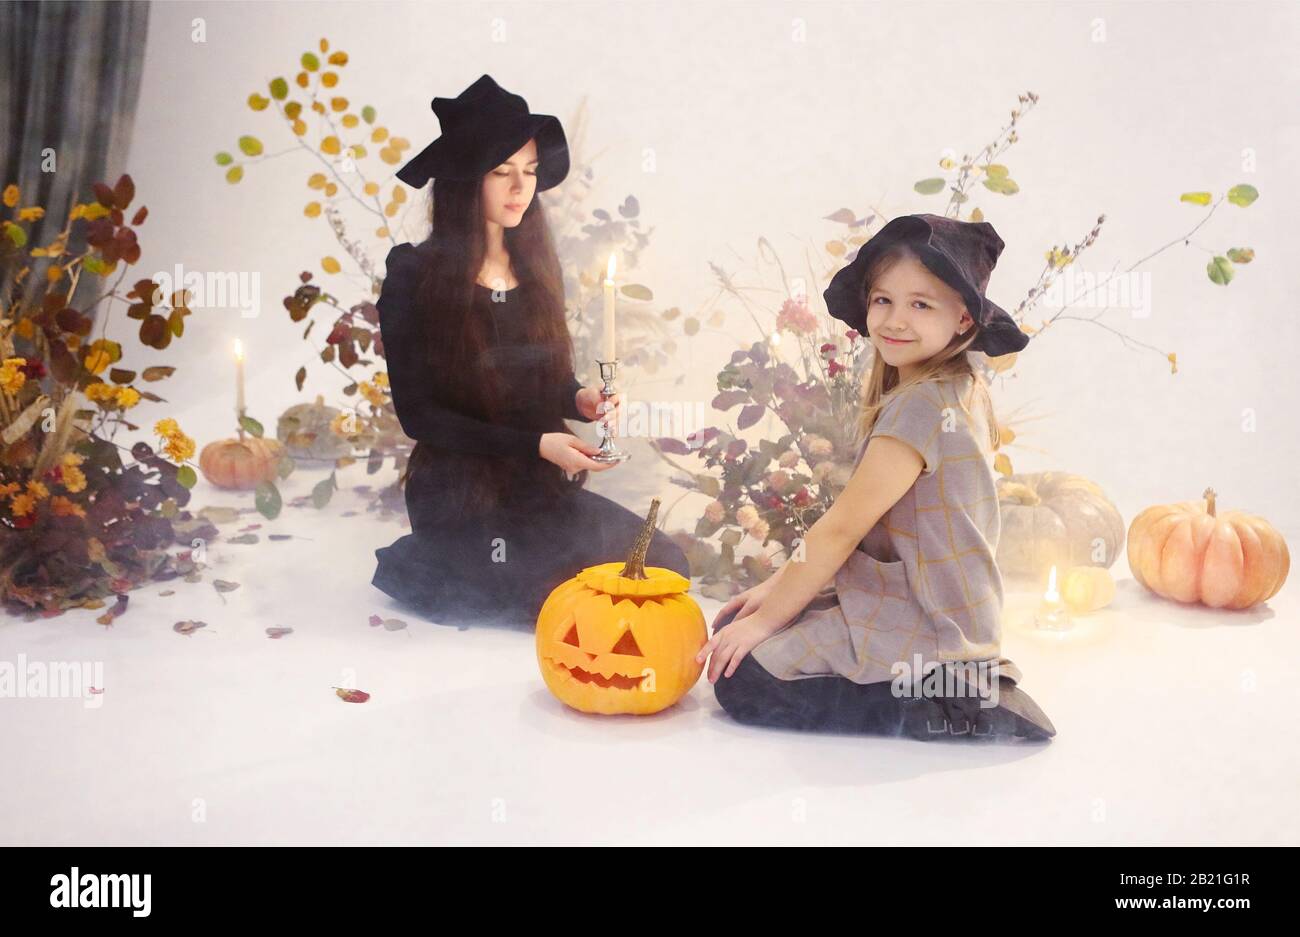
[1060,565,1115,614]
[199,435,284,490]
[536,498,706,715]
[1128,487,1289,609]
[997,471,1126,578]
[277,394,375,461]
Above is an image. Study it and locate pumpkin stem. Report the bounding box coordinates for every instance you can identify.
[1203,486,1217,517]
[620,498,660,580]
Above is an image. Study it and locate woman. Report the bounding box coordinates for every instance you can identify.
[372,74,691,628]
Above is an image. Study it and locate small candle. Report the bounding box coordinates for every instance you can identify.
[1034,564,1073,631]
[233,338,245,415]
[602,253,617,362]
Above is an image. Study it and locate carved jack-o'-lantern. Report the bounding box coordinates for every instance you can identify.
[536,499,706,715]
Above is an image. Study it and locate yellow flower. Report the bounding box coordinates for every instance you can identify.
[26,479,49,500]
[9,493,34,517]
[163,433,196,462]
[14,319,35,339]
[62,451,85,468]
[154,418,180,438]
[61,465,87,494]
[358,381,385,407]
[85,382,117,403]
[0,361,25,395]
[2,184,17,208]
[115,386,141,409]
[50,495,86,518]
[373,371,389,388]
[83,348,112,376]
[0,482,21,498]
[18,206,44,222]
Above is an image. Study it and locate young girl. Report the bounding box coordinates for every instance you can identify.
[372,74,690,627]
[699,214,1056,742]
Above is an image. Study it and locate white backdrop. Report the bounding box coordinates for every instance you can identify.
[124,0,1300,534]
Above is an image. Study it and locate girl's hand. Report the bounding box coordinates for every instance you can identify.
[710,572,780,631]
[696,612,784,683]
[576,387,621,429]
[538,432,616,474]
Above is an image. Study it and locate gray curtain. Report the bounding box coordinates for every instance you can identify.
[0,0,150,311]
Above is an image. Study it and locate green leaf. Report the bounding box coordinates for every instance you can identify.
[361,105,376,124]
[4,221,27,248]
[620,283,653,301]
[175,464,197,488]
[913,178,946,195]
[1226,247,1254,264]
[214,152,233,166]
[1227,184,1258,207]
[238,414,264,437]
[982,176,1020,195]
[301,51,320,71]
[985,164,1010,178]
[225,165,244,185]
[1180,191,1213,206]
[269,77,289,100]
[277,454,295,479]
[254,481,282,520]
[1207,256,1235,285]
[311,472,337,509]
[238,135,263,157]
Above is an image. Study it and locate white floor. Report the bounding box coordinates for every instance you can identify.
[3,452,1297,846]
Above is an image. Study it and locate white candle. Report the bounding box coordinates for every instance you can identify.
[233,339,245,414]
[602,253,617,361]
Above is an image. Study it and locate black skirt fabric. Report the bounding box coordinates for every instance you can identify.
[711,608,1056,741]
[372,456,692,629]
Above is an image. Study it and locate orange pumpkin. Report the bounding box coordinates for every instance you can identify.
[536,498,705,715]
[199,435,284,490]
[1128,487,1289,609]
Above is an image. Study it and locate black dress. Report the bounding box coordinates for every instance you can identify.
[371,241,691,628]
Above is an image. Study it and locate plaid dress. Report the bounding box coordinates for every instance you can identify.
[750,373,1023,687]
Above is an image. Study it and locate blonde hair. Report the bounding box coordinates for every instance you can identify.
[853,242,1000,455]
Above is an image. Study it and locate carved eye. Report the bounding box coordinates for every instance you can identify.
[610,629,643,657]
[562,625,581,647]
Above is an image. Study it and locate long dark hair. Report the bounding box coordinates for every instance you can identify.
[398,171,586,514]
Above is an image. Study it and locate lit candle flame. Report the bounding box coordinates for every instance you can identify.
[1044,564,1059,601]
[233,338,244,362]
[605,253,617,282]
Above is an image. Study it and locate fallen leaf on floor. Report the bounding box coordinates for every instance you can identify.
[266,627,293,639]
[225,533,259,545]
[197,506,241,524]
[213,580,240,594]
[239,523,263,532]
[96,594,129,626]
[333,687,370,703]
[158,590,175,597]
[369,613,407,631]
[173,620,207,635]
[268,534,294,541]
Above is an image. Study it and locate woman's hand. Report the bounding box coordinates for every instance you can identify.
[709,567,783,631]
[696,611,785,683]
[539,432,617,474]
[576,387,621,429]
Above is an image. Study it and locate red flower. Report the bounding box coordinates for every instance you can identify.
[828,360,846,377]
[793,487,813,507]
[819,342,837,357]
[846,329,860,341]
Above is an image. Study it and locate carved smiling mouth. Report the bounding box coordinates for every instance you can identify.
[547,659,646,690]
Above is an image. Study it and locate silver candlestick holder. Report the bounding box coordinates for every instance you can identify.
[592,358,631,464]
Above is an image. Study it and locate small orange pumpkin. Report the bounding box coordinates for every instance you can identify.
[199,434,284,490]
[1128,486,1289,609]
[536,498,705,715]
